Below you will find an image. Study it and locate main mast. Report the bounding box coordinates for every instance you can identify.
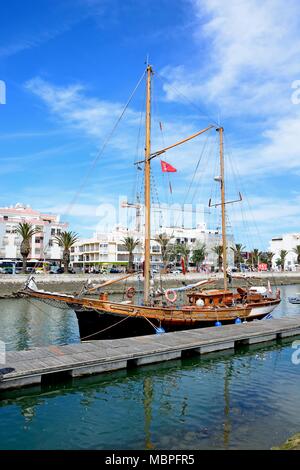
[144,65,152,304]
[217,127,228,290]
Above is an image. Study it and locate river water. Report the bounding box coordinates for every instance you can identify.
[0,285,299,449]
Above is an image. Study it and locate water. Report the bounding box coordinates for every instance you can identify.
[0,285,299,449]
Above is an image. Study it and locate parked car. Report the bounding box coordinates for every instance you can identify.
[26,267,35,273]
[35,267,45,274]
[0,266,14,274]
[110,268,122,273]
[49,266,64,274]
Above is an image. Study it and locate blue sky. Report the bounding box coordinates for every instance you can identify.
[1,0,300,250]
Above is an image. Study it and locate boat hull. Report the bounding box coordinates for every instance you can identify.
[22,287,280,340]
[248,299,280,316]
[288,297,300,304]
[74,304,275,340]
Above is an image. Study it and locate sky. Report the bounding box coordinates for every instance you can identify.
[1,0,300,250]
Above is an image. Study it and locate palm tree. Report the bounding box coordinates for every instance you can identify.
[154,233,172,271]
[212,245,223,271]
[54,231,79,273]
[293,245,300,264]
[265,251,274,270]
[176,242,190,270]
[191,243,207,271]
[248,248,262,269]
[279,249,288,271]
[230,243,245,269]
[16,222,40,273]
[121,236,140,272]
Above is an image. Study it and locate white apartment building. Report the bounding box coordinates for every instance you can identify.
[0,203,68,262]
[70,222,234,271]
[269,233,300,270]
[70,224,161,270]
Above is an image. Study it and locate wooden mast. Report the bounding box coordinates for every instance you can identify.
[144,64,152,304]
[217,126,228,290]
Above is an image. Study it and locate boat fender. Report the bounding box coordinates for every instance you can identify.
[165,289,177,303]
[126,287,136,299]
[276,288,281,299]
[155,326,165,335]
[235,317,242,324]
[215,321,222,327]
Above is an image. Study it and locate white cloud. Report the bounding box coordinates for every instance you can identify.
[163,0,300,114]
[25,77,140,147]
[161,0,300,178]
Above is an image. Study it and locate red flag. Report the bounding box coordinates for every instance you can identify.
[161,160,177,173]
[181,257,186,275]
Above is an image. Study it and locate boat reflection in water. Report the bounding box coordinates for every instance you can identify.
[0,339,297,450]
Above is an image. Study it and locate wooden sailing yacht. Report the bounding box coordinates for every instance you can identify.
[23,64,281,339]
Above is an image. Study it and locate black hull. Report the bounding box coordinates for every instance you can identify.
[74,309,249,340]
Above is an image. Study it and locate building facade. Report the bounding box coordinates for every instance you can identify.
[0,203,68,262]
[269,233,300,270]
[70,222,234,271]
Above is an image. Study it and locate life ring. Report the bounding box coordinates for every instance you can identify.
[126,287,136,299]
[165,289,177,303]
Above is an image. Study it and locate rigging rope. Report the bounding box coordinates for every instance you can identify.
[62,68,147,218]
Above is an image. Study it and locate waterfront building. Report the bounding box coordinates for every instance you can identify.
[70,222,235,271]
[269,233,300,270]
[0,203,68,262]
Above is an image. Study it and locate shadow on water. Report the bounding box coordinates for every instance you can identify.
[0,336,299,450]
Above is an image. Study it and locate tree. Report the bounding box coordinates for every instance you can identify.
[16,222,40,273]
[175,242,191,269]
[212,245,223,271]
[54,231,79,273]
[265,251,274,270]
[121,237,140,273]
[191,243,207,271]
[230,243,245,268]
[248,248,262,269]
[293,245,300,264]
[279,249,288,271]
[154,233,172,271]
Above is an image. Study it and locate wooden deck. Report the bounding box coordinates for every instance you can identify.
[1,317,300,391]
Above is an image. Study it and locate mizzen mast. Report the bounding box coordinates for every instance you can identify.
[217,127,228,290]
[144,64,152,304]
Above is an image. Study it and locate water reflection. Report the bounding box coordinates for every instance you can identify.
[0,285,299,449]
[0,298,79,351]
[1,339,299,450]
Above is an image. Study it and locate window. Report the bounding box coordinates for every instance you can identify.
[51,228,55,236]
[3,216,8,221]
